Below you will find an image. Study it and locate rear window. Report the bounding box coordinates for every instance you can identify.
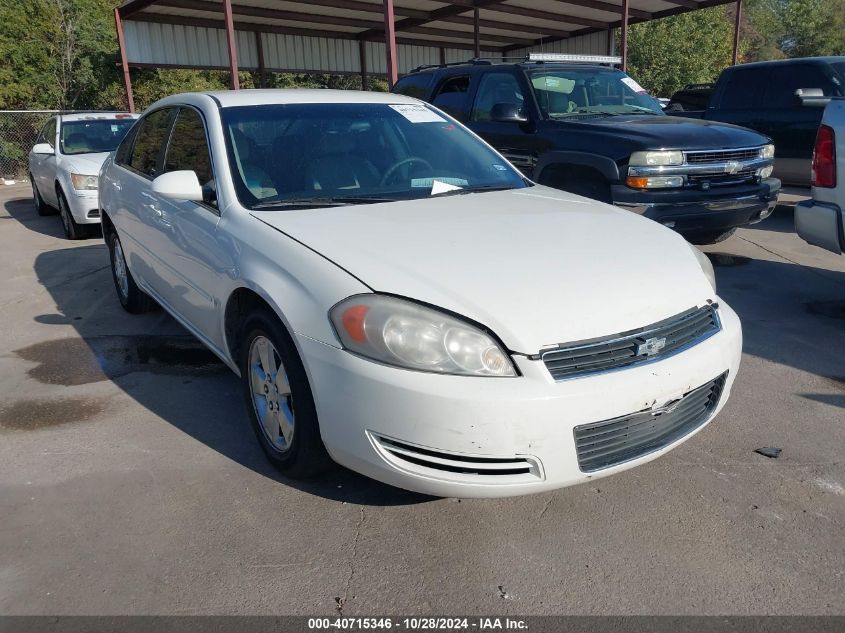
[431,75,471,120]
[714,68,769,110]
[393,74,433,99]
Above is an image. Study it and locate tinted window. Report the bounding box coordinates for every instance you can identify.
[393,74,433,99]
[40,118,56,147]
[60,119,136,155]
[715,68,769,109]
[221,103,527,209]
[529,69,663,118]
[471,72,526,121]
[431,75,471,119]
[129,109,172,177]
[115,124,138,166]
[763,64,840,108]
[164,108,215,206]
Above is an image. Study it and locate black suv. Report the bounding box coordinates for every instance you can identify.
[394,58,781,244]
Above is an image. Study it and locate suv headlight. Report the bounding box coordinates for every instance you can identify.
[689,244,716,294]
[70,173,98,190]
[761,144,775,159]
[629,150,684,166]
[330,294,516,377]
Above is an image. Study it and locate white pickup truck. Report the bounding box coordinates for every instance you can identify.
[795,99,845,254]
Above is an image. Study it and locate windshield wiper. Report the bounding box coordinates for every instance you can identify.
[431,185,515,197]
[251,195,393,210]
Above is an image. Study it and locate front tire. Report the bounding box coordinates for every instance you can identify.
[57,190,87,240]
[31,177,54,216]
[684,228,737,245]
[107,230,156,313]
[239,308,332,479]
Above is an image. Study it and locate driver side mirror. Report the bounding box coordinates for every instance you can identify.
[152,170,203,201]
[491,102,528,123]
[32,143,55,155]
[795,88,831,108]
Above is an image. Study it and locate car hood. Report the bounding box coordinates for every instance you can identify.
[61,152,111,175]
[252,187,715,353]
[562,114,770,151]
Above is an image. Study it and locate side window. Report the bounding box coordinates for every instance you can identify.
[39,118,56,147]
[764,64,838,108]
[714,69,769,110]
[164,107,215,206]
[431,75,471,120]
[471,72,526,122]
[129,109,173,178]
[115,123,139,167]
[393,74,433,99]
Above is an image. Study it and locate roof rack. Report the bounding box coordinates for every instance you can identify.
[682,83,714,90]
[408,53,621,74]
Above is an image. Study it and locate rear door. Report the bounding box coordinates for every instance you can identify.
[464,70,539,176]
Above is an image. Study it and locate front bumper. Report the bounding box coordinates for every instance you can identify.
[299,302,742,498]
[65,188,101,224]
[795,199,844,255]
[612,178,781,234]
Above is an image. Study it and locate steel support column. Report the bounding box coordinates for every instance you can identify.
[359,40,369,90]
[382,0,398,88]
[256,31,266,88]
[473,8,480,58]
[114,8,135,113]
[732,0,743,65]
[620,0,629,72]
[222,0,240,89]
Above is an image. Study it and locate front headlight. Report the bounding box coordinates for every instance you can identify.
[629,150,684,166]
[761,144,775,159]
[70,173,98,190]
[689,244,717,294]
[330,294,516,377]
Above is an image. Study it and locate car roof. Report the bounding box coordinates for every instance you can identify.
[728,56,845,70]
[59,112,137,122]
[182,89,422,108]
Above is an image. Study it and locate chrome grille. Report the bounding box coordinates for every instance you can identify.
[687,168,757,186]
[574,372,727,472]
[685,148,761,164]
[541,304,720,380]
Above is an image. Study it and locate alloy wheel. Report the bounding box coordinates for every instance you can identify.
[249,335,295,452]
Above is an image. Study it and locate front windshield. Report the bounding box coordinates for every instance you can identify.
[529,69,664,119]
[221,103,528,210]
[60,119,136,155]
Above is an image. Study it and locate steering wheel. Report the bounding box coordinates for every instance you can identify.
[379,157,434,187]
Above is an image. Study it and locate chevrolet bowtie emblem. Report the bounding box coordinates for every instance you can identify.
[636,336,667,357]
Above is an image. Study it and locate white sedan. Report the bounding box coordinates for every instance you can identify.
[99,90,742,498]
[29,112,138,239]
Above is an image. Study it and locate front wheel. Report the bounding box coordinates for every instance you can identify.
[240,308,332,479]
[107,230,156,313]
[57,190,87,240]
[684,228,737,245]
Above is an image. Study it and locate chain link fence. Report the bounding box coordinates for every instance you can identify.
[0,110,93,183]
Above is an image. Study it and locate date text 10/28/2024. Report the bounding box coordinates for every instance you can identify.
[308,618,528,630]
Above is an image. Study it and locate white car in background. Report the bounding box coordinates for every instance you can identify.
[99,90,742,498]
[28,112,138,239]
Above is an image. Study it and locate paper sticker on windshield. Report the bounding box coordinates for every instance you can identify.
[621,76,647,94]
[411,177,468,188]
[390,104,446,123]
[111,124,119,132]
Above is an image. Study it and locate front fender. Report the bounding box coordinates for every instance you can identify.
[534,151,621,183]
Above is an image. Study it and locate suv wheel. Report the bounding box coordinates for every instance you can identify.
[685,228,736,245]
[107,230,156,313]
[240,308,332,479]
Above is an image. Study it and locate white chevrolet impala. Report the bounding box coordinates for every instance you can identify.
[99,90,742,498]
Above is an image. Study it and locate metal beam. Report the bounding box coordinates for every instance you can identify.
[620,0,629,72]
[359,40,368,90]
[222,0,239,89]
[473,8,480,58]
[358,0,507,40]
[447,0,610,29]
[255,31,265,88]
[113,8,135,112]
[547,0,651,20]
[731,0,742,65]
[383,0,398,89]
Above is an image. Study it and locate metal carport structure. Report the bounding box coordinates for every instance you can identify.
[114,0,746,112]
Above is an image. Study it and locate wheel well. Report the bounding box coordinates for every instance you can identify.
[101,211,115,241]
[224,288,277,364]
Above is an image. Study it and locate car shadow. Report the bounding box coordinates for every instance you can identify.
[4,193,103,240]
[30,244,431,507]
[748,204,796,234]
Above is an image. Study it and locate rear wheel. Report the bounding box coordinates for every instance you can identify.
[57,190,87,240]
[107,230,157,313]
[684,228,737,245]
[31,177,53,216]
[240,308,332,479]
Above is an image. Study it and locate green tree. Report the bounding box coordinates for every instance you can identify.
[625,5,736,98]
